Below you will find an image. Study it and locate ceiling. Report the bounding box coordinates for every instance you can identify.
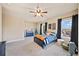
[1,3,78,22]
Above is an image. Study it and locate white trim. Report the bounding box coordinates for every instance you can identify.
[6,38,24,43]
[0,6,2,42]
[6,36,34,43]
[0,0,78,3]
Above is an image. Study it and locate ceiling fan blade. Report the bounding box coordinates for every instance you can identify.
[29,11,35,13]
[41,15,43,17]
[42,11,47,13]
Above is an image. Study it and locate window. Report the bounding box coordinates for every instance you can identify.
[61,17,72,41]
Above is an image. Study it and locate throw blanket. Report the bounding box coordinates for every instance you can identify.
[35,34,45,41]
[45,32,57,44]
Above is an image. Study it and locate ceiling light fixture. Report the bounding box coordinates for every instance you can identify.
[29,4,47,17]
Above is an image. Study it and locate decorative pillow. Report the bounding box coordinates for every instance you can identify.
[51,32,56,36]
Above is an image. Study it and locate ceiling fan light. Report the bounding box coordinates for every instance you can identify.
[29,5,47,17]
[37,13,41,16]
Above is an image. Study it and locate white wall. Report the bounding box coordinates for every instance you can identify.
[3,15,25,42]
[78,4,79,43]
[36,19,58,34]
[3,14,37,43]
[24,21,37,34]
[0,5,2,42]
[47,19,58,33]
[36,23,41,34]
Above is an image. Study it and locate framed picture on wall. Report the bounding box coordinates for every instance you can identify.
[52,23,56,30]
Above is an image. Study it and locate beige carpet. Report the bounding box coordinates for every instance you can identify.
[6,37,69,56]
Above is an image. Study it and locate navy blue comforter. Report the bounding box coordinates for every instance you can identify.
[45,33,57,44]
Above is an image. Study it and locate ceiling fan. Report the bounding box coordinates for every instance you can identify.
[29,4,47,17]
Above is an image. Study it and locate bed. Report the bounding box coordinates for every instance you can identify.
[34,32,57,48]
[24,30,34,37]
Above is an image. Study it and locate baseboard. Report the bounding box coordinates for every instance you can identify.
[6,39,24,43]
